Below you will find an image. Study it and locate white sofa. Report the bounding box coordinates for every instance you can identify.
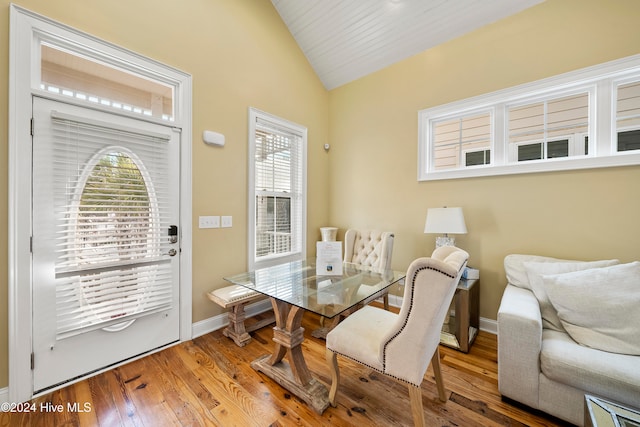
[497,254,640,426]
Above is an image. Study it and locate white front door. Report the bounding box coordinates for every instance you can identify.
[31,96,181,393]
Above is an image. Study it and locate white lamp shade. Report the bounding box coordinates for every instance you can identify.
[424,207,467,234]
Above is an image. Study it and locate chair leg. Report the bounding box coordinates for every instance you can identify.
[431,348,447,402]
[408,384,426,427]
[325,348,340,407]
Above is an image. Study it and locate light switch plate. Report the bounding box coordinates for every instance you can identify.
[199,215,220,229]
[221,215,232,228]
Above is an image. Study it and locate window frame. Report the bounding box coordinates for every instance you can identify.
[428,109,494,172]
[505,88,592,163]
[418,54,640,181]
[248,108,307,270]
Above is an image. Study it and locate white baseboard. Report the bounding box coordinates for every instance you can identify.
[193,295,497,337]
[191,299,272,339]
[480,317,497,335]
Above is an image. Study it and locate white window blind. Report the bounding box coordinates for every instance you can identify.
[49,112,174,339]
[249,109,306,268]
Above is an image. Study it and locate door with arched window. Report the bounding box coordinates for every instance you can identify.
[31,97,181,393]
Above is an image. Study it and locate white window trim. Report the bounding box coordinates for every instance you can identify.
[8,5,192,402]
[248,108,307,271]
[418,54,640,181]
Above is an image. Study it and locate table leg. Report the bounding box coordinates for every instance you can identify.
[311,305,357,340]
[266,299,289,366]
[251,298,330,414]
[455,288,470,353]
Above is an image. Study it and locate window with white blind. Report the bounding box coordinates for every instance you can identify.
[418,54,640,180]
[39,110,175,339]
[248,108,307,269]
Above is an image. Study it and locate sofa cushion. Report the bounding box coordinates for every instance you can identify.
[504,254,616,290]
[522,259,619,331]
[504,254,573,291]
[543,262,640,355]
[540,329,640,406]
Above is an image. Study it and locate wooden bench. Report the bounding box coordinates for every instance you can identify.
[207,285,275,347]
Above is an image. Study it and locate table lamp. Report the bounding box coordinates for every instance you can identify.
[424,207,467,247]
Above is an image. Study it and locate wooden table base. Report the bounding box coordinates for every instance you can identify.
[251,299,330,414]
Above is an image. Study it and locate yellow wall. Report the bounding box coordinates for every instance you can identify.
[1,0,640,394]
[328,0,640,321]
[0,0,329,389]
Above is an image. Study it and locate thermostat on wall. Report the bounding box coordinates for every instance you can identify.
[203,130,225,147]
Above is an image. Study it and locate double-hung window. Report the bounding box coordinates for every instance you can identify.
[418,54,640,180]
[248,108,307,270]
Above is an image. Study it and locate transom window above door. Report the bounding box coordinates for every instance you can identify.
[39,42,175,122]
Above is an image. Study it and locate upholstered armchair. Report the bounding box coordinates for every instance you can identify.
[325,246,469,427]
[343,229,394,310]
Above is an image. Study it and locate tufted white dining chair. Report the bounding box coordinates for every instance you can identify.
[343,229,394,310]
[326,246,469,427]
[316,229,395,333]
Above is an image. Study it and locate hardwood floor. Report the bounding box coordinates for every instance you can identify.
[0,310,573,426]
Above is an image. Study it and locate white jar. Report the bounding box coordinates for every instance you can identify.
[320,227,338,242]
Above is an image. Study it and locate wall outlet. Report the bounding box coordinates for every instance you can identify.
[199,215,220,229]
[221,215,233,228]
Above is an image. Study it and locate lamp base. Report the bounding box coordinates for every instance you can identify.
[435,236,456,248]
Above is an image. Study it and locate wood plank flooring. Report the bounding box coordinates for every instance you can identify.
[0,310,574,426]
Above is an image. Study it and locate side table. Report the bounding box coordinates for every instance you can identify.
[440,277,479,353]
[585,394,640,427]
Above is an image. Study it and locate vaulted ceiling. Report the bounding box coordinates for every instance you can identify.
[271,0,545,90]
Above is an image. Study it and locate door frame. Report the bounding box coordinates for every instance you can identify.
[8,5,193,402]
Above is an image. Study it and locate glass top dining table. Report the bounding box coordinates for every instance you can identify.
[223,258,406,319]
[223,257,406,414]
